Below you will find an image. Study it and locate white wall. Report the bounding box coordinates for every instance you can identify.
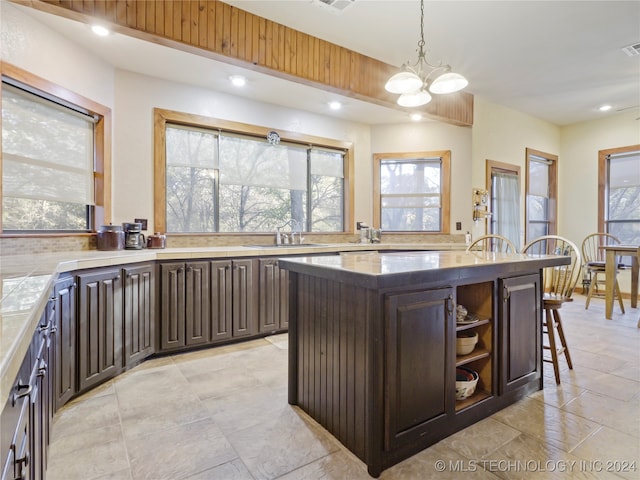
[1,1,114,108]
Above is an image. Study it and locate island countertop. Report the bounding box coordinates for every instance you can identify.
[278,250,569,290]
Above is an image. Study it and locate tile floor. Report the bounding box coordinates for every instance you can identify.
[46,295,639,480]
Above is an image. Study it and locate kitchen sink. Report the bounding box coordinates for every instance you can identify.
[245,243,327,248]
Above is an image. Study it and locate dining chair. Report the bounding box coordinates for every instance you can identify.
[465,234,518,253]
[522,235,582,384]
[581,233,625,312]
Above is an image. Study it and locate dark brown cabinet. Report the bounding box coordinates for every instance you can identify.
[210,260,233,342]
[159,261,211,351]
[1,352,31,480]
[123,264,156,367]
[232,259,258,338]
[52,274,75,412]
[385,288,453,450]
[258,258,289,333]
[500,274,541,392]
[77,268,123,392]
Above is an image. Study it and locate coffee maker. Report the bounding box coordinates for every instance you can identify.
[122,222,146,249]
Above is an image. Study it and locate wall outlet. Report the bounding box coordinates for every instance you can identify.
[456,222,462,231]
[135,218,148,230]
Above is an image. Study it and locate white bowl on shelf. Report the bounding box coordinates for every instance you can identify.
[455,367,479,400]
[456,331,479,355]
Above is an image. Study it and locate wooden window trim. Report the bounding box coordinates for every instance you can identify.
[525,148,557,242]
[372,151,451,233]
[153,107,354,234]
[0,62,112,235]
[486,159,521,235]
[598,144,640,233]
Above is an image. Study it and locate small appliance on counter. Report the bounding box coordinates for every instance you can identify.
[147,232,167,249]
[96,224,125,251]
[123,222,146,250]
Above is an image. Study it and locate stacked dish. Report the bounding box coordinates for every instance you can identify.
[455,367,479,400]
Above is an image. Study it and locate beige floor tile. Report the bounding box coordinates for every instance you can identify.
[46,438,129,480]
[571,426,640,480]
[277,450,372,480]
[50,392,120,440]
[380,441,502,479]
[439,418,522,459]
[226,405,339,480]
[182,458,255,480]
[126,418,238,480]
[562,390,640,438]
[492,397,601,453]
[529,379,587,408]
[483,432,620,480]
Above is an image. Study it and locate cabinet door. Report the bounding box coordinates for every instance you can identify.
[53,275,76,411]
[159,262,186,351]
[123,264,156,367]
[1,353,31,480]
[77,269,123,392]
[385,288,454,450]
[258,258,288,333]
[211,260,233,342]
[500,274,541,392]
[185,261,211,346]
[30,344,47,480]
[232,259,258,337]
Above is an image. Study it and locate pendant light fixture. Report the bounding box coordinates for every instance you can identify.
[385,0,468,107]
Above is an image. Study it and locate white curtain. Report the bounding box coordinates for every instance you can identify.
[492,172,521,249]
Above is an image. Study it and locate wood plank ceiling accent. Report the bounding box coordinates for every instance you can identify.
[17,0,473,126]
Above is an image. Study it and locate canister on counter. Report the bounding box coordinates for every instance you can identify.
[96,224,125,251]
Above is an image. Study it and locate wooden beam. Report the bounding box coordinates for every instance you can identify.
[14,0,473,125]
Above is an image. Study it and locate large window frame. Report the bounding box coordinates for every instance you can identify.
[525,148,557,242]
[153,108,353,234]
[598,144,640,243]
[0,63,111,235]
[372,151,451,233]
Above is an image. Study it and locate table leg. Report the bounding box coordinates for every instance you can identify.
[631,255,638,309]
[605,249,616,319]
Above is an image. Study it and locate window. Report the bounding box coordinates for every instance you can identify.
[599,145,640,244]
[525,148,557,242]
[156,109,349,233]
[487,160,521,248]
[373,151,451,232]
[1,65,110,233]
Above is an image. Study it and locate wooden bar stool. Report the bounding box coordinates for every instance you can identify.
[522,235,582,384]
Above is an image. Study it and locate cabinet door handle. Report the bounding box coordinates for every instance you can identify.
[12,384,32,404]
[114,275,121,281]
[447,294,454,317]
[503,285,510,302]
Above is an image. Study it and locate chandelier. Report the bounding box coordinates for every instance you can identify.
[384,0,468,107]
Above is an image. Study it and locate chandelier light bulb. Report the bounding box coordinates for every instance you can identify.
[385,71,423,94]
[429,72,469,94]
[397,90,432,107]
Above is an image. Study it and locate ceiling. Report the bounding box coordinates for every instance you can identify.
[14,0,640,126]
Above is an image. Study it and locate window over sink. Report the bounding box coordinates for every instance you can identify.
[155,109,351,234]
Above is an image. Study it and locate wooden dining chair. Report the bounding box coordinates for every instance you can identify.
[522,235,582,384]
[581,233,625,312]
[466,234,518,253]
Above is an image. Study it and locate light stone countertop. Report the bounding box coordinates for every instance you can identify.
[0,242,463,406]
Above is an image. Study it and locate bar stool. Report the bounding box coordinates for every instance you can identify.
[522,235,582,384]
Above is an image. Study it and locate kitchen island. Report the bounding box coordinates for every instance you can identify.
[279,250,570,477]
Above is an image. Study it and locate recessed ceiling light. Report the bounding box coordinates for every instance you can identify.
[91,25,110,36]
[410,113,423,121]
[229,75,247,87]
[328,101,342,110]
[599,104,612,112]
